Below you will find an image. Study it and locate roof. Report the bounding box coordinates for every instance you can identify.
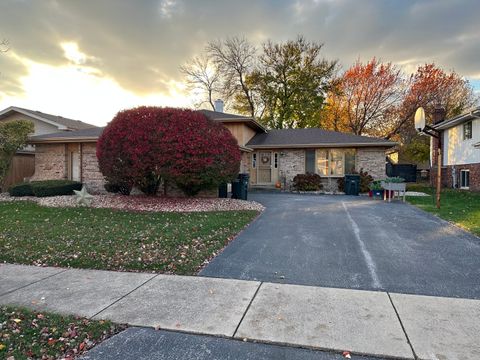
[433,106,480,130]
[0,106,97,131]
[199,109,266,132]
[246,128,395,148]
[29,127,104,143]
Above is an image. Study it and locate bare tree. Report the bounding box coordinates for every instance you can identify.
[207,37,258,117]
[180,55,221,110]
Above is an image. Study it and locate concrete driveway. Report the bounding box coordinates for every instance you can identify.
[201,192,480,299]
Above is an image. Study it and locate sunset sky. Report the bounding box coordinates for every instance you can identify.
[0,0,479,126]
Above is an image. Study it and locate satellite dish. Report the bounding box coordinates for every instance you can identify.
[414,107,426,132]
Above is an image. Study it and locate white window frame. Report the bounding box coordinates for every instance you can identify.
[252,153,257,168]
[460,169,470,189]
[315,149,356,177]
[274,152,278,169]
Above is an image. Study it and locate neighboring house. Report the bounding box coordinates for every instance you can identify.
[28,103,395,193]
[0,106,96,189]
[431,106,480,191]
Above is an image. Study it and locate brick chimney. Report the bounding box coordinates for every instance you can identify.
[214,99,224,113]
[432,106,446,124]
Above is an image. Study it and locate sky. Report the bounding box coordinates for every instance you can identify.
[0,0,479,126]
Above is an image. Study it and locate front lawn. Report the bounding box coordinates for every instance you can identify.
[406,185,480,236]
[0,201,258,274]
[0,306,124,360]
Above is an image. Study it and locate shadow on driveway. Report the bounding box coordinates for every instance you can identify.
[200,192,480,299]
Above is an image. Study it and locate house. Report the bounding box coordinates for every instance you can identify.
[28,102,395,193]
[431,106,480,191]
[0,106,96,189]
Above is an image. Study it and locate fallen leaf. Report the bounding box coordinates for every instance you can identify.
[12,318,21,323]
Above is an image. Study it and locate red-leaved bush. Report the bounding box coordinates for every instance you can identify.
[96,107,241,196]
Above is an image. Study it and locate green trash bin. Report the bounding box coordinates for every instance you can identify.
[232,174,249,200]
[238,173,249,200]
[344,174,360,196]
[231,178,241,199]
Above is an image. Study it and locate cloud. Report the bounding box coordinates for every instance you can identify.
[0,0,479,121]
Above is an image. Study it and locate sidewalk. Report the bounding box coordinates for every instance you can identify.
[1,264,479,359]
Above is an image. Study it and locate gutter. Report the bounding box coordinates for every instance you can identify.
[434,108,480,130]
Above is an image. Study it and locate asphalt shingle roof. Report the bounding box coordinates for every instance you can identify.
[7,107,97,130]
[29,127,104,142]
[246,128,395,148]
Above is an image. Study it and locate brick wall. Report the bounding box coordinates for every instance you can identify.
[31,144,67,180]
[440,164,480,191]
[278,149,305,188]
[356,148,387,179]
[81,143,105,193]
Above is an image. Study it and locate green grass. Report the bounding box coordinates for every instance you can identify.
[406,184,480,236]
[0,201,258,274]
[0,306,124,360]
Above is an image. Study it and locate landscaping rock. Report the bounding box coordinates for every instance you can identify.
[0,193,265,212]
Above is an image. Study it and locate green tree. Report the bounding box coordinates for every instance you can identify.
[245,37,337,128]
[0,120,34,189]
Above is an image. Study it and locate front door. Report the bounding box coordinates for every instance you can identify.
[257,151,272,184]
[70,152,81,181]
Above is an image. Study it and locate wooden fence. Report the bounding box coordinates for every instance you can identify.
[2,153,35,191]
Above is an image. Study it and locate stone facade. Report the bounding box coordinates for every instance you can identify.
[81,143,105,193]
[31,144,67,180]
[31,142,106,194]
[278,149,305,188]
[356,148,387,179]
[248,147,388,191]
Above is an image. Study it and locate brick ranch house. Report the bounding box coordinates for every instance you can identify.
[431,106,480,191]
[28,107,395,193]
[0,106,95,189]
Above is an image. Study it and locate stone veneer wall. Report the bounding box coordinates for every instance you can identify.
[274,147,387,189]
[278,149,305,188]
[81,143,105,193]
[30,144,67,180]
[356,148,387,179]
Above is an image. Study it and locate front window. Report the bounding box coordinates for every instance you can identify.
[252,153,257,168]
[315,149,356,177]
[274,153,278,169]
[464,121,472,140]
[460,169,470,189]
[316,149,328,176]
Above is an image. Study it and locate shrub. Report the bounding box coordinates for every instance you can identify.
[30,180,82,197]
[337,169,374,193]
[97,107,241,197]
[104,179,133,195]
[8,180,82,197]
[8,182,35,197]
[292,173,323,191]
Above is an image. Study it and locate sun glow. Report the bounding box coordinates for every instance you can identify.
[0,43,193,126]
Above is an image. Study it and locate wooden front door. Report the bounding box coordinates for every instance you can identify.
[257,151,272,184]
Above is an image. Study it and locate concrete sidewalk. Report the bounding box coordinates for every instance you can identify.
[1,264,479,359]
